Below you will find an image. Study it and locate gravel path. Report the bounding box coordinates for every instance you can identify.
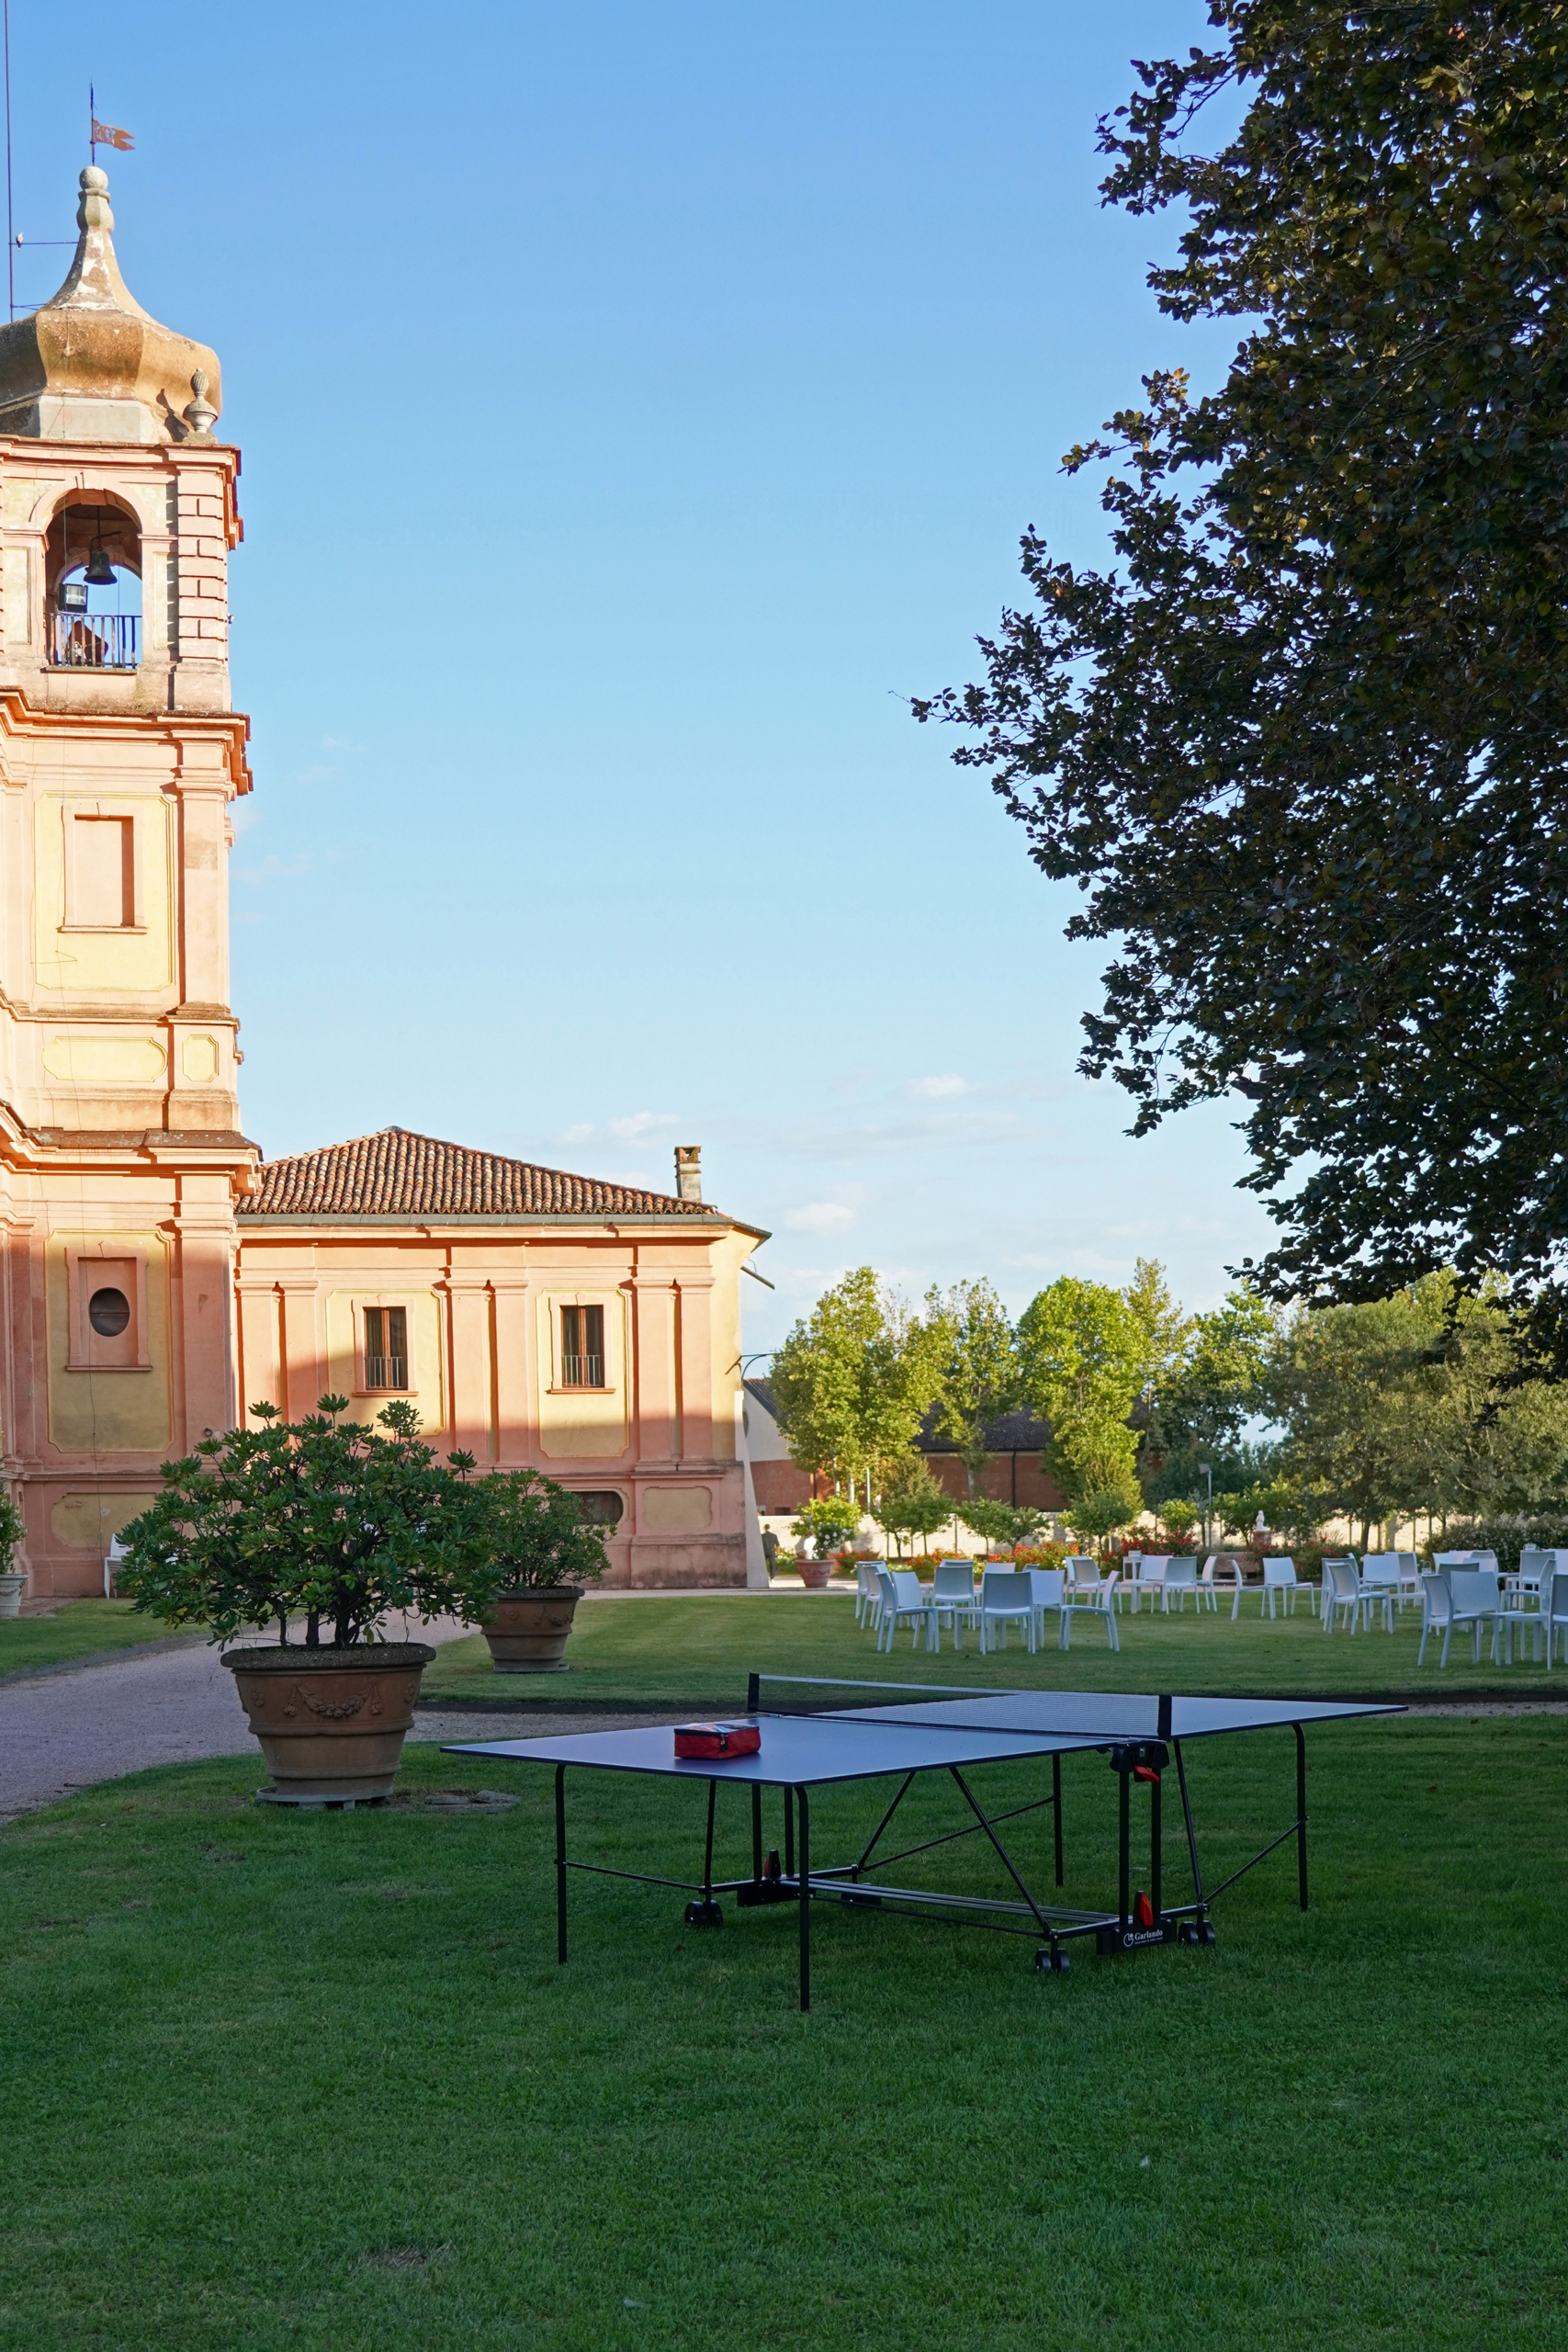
[6,1625,1565,1822]
[0,1617,474,1819]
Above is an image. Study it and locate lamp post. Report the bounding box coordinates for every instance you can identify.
[1199,1463,1213,1553]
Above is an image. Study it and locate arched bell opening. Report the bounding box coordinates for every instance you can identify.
[44,497,142,669]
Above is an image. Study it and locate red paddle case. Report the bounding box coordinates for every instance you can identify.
[673,1722,761,1759]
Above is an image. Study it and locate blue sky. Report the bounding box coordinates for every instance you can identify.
[12,1,1269,1347]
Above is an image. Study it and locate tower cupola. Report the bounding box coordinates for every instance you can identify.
[0,166,221,444]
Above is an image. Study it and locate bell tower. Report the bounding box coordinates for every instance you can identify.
[0,164,255,1595]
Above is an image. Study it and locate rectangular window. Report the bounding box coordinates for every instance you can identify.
[560,1303,605,1389]
[72,815,134,928]
[364,1305,408,1392]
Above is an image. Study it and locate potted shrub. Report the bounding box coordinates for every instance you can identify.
[0,1490,26,1618]
[118,1396,502,1805]
[790,1496,861,1588]
[476,1473,611,1672]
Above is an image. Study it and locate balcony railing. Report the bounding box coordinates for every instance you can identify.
[561,1354,605,1389]
[365,1355,408,1392]
[48,611,140,669]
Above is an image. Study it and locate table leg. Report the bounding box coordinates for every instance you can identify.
[1053,1751,1064,1887]
[751,1782,762,1884]
[1295,1724,1309,1912]
[703,1777,717,1905]
[1150,1758,1162,1918]
[784,1785,795,1879]
[1118,1757,1131,1931]
[555,1762,568,1965]
[797,1785,811,2012]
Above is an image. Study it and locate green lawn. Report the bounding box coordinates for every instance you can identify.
[1,1712,1565,2349]
[0,1598,195,1681]
[421,1587,1563,1713]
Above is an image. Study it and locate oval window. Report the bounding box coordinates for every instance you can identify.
[88,1285,131,1337]
[575,1490,624,1527]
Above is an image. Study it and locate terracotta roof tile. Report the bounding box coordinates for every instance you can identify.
[239,1126,713,1219]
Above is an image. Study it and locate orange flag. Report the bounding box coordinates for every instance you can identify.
[91,119,133,153]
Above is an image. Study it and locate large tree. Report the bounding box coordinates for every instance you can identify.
[1141,1286,1279,1506]
[770,1269,943,1494]
[1016,1276,1147,1500]
[1269,1276,1568,1538]
[915,3,1568,1332]
[923,1278,1023,1498]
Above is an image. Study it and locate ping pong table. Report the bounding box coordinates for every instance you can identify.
[445,1675,1402,2009]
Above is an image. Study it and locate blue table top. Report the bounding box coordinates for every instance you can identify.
[443,1686,1401,1787]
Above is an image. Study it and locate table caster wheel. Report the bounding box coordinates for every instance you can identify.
[683,1900,723,1927]
[1034,1945,1070,1974]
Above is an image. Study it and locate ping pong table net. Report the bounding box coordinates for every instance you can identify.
[747,1673,1176,1745]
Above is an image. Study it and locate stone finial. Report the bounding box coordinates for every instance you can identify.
[675,1145,703,1203]
[76,165,113,233]
[0,163,223,443]
[183,368,217,441]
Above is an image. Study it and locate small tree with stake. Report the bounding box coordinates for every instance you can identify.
[118,1395,505,1648]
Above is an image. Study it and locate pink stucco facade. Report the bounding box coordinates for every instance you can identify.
[235,1200,761,1589]
[0,167,763,1600]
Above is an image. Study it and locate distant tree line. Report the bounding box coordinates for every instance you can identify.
[767,1264,1568,1552]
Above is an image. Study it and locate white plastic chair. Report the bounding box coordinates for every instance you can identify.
[875,1568,931,1655]
[1023,1567,1065,1645]
[1393,1551,1421,1608]
[1059,1568,1121,1651]
[1509,1545,1550,1611]
[1063,1555,1099,1593]
[1260,1557,1306,1619]
[1198,1555,1245,1620]
[104,1534,129,1599]
[1417,1567,1500,1667]
[1543,1570,1568,1667]
[1160,1557,1198,1614]
[854,1559,882,1629]
[978,1570,1037,1655]
[1499,1577,1547,1665]
[1320,1557,1367,1634]
[930,1560,979,1651]
[1129,1555,1169,1614]
[1357,1555,1400,1629]
[1416,1572,1450,1665]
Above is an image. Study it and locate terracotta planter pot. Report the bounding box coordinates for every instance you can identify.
[0,1569,26,1620]
[221,1642,435,1805]
[797,1559,831,1589]
[481,1586,583,1672]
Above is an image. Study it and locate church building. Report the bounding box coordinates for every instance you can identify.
[0,166,766,1600]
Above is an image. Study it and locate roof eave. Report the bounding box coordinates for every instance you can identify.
[237,1210,771,1240]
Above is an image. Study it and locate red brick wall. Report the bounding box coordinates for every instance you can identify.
[925,1453,1065,1510]
[751,1459,815,1512]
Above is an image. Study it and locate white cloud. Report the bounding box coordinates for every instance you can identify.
[784,1201,857,1235]
[608,1110,681,1142]
[909,1074,970,1100]
[555,1110,682,1149]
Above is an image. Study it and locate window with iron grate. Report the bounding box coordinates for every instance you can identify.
[364,1305,408,1392]
[560,1303,605,1389]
